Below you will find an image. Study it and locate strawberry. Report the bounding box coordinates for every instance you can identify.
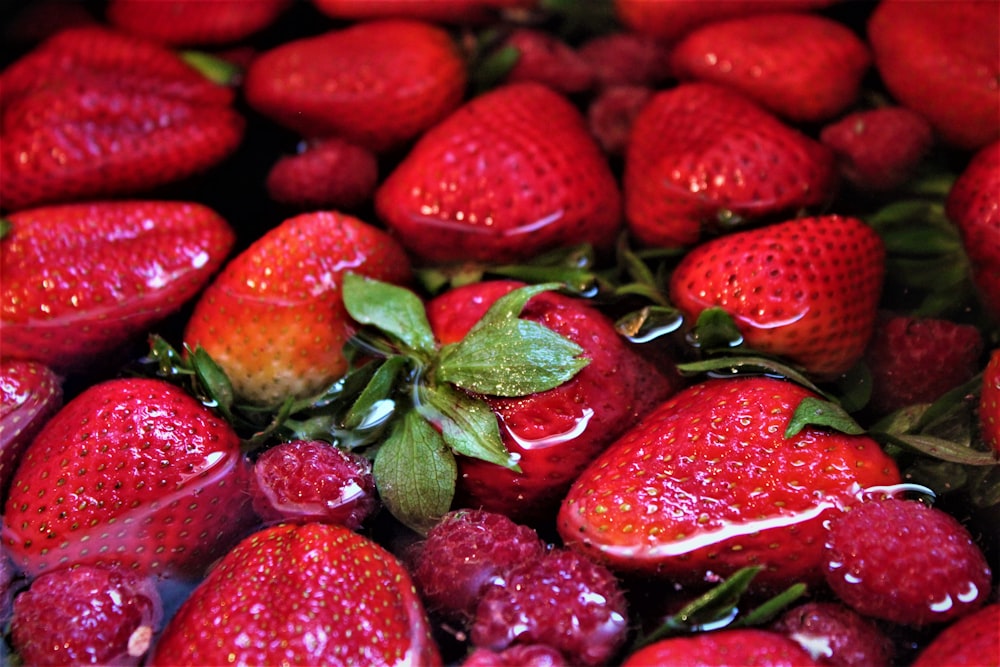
[265,137,379,211]
[249,439,378,529]
[910,603,1000,667]
[10,563,163,666]
[867,0,1000,151]
[669,215,885,379]
[244,19,467,152]
[946,140,1000,320]
[312,0,536,24]
[499,28,594,94]
[822,496,993,626]
[469,548,628,666]
[771,601,896,667]
[624,83,839,249]
[820,106,935,193]
[105,0,291,46]
[1,201,235,374]
[863,313,984,415]
[669,12,871,124]
[0,377,255,578]
[980,349,1000,456]
[147,521,441,666]
[557,376,902,589]
[614,0,838,42]
[426,280,681,524]
[0,359,62,501]
[182,210,412,406]
[0,26,245,211]
[577,32,673,89]
[376,82,623,264]
[621,628,822,667]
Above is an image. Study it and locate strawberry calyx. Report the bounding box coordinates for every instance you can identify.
[179,50,244,87]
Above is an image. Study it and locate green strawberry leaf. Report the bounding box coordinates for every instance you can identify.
[0,218,11,240]
[416,382,520,471]
[876,433,997,466]
[687,308,745,351]
[342,273,437,357]
[179,50,243,86]
[468,282,562,332]
[615,305,685,343]
[374,408,457,535]
[676,356,830,400]
[342,355,407,431]
[786,397,866,438]
[187,344,236,416]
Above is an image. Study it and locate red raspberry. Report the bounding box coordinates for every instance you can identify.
[462,644,568,667]
[587,85,653,155]
[470,548,628,666]
[577,32,672,89]
[10,564,163,666]
[863,312,984,415]
[823,497,992,626]
[250,440,378,529]
[501,28,594,94]
[265,137,378,211]
[410,509,546,622]
[772,601,895,666]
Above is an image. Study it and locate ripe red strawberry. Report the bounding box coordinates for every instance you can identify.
[614,0,838,42]
[558,376,902,589]
[312,0,535,24]
[0,360,62,501]
[946,140,1000,320]
[250,439,378,529]
[376,82,623,264]
[183,210,412,405]
[771,602,896,667]
[500,28,594,94]
[980,349,1000,456]
[244,19,467,152]
[1,201,235,373]
[1,378,255,578]
[470,548,628,666]
[863,313,984,415]
[867,0,1000,151]
[669,12,870,124]
[265,137,379,211]
[577,32,673,89]
[426,280,681,524]
[621,628,822,667]
[669,215,885,379]
[820,106,935,193]
[587,84,653,155]
[409,508,547,622]
[463,644,568,667]
[147,522,441,666]
[105,0,291,46]
[10,564,163,666]
[822,496,993,626]
[0,26,244,211]
[911,603,1000,667]
[624,83,838,249]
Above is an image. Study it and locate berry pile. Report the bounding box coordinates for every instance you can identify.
[1,0,998,665]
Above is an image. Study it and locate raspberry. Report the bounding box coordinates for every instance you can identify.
[462,644,568,667]
[265,137,378,211]
[470,548,628,666]
[577,32,672,89]
[501,28,594,94]
[250,440,378,529]
[587,85,653,155]
[10,564,162,666]
[823,497,992,626]
[772,601,895,666]
[410,508,546,622]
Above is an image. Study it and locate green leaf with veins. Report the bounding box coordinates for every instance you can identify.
[188,344,236,415]
[342,356,406,430]
[342,272,437,356]
[786,397,866,438]
[373,409,457,535]
[687,307,745,351]
[416,382,520,471]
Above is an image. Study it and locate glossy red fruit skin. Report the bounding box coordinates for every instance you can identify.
[624,83,838,249]
[1,378,255,579]
[312,0,535,24]
[946,140,1000,320]
[183,210,412,406]
[265,137,379,211]
[980,349,1000,456]
[669,215,885,379]
[427,280,681,524]
[148,522,442,667]
[823,498,993,627]
[105,0,291,46]
[670,12,871,124]
[376,82,623,265]
[244,19,467,152]
[463,644,568,667]
[0,26,244,212]
[621,628,822,667]
[868,0,1000,151]
[10,563,163,667]
[1,201,235,374]
[771,602,895,667]
[558,376,902,590]
[911,603,1000,667]
[0,360,62,501]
